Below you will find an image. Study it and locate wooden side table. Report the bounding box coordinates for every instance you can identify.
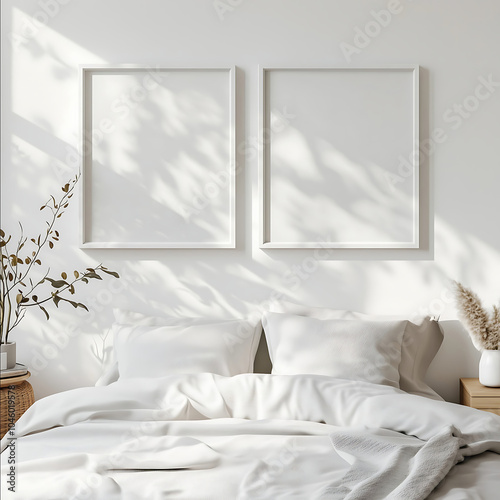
[0,372,35,439]
[460,378,500,416]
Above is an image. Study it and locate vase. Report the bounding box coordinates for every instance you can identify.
[0,342,17,369]
[479,349,500,387]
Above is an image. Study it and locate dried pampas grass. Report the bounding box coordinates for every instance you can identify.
[454,281,500,351]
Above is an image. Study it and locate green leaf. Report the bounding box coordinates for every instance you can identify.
[81,278,89,284]
[39,305,49,320]
[52,280,68,288]
[74,270,79,278]
[77,303,89,311]
[16,293,23,304]
[101,269,120,278]
[85,272,102,280]
[53,295,61,307]
[61,272,67,280]
[46,278,68,288]
[56,296,81,309]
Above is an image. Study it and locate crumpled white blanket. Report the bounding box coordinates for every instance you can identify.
[1,373,500,500]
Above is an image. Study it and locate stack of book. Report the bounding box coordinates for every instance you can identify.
[0,363,28,379]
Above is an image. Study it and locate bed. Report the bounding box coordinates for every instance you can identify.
[1,303,500,499]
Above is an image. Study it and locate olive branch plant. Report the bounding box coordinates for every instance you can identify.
[0,174,119,345]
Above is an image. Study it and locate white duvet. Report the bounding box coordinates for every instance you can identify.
[1,374,500,499]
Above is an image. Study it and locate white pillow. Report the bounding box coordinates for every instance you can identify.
[269,300,444,399]
[95,310,262,384]
[262,312,407,388]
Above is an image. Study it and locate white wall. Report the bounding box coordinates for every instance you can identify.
[1,0,499,403]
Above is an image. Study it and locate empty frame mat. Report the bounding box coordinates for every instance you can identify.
[260,67,419,248]
[81,67,235,248]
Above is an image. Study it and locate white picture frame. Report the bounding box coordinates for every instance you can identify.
[80,65,236,249]
[259,65,419,249]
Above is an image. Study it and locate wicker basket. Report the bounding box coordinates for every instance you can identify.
[1,380,35,439]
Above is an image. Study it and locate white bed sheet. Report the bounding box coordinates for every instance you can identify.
[427,451,500,499]
[1,373,499,499]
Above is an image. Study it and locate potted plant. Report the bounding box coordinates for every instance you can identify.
[1,174,119,369]
[454,281,500,387]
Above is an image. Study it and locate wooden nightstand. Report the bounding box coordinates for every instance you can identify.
[460,378,500,416]
[0,372,35,439]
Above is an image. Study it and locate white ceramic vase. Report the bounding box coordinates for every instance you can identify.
[0,342,17,369]
[479,349,500,387]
